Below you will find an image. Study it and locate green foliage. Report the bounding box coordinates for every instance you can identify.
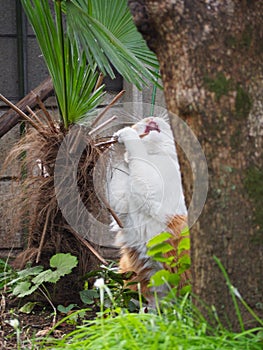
[21,0,105,128]
[5,256,262,349]
[66,0,160,87]
[19,301,41,314]
[147,232,173,246]
[147,242,174,257]
[147,228,191,296]
[41,294,263,349]
[214,256,263,330]
[38,258,263,349]
[80,262,140,311]
[80,289,99,305]
[149,269,178,288]
[0,258,14,289]
[57,303,78,314]
[2,253,78,298]
[21,0,160,128]
[0,264,43,296]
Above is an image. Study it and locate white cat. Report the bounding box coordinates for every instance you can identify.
[108,116,189,299]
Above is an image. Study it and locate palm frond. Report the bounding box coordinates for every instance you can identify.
[21,0,105,127]
[66,0,160,89]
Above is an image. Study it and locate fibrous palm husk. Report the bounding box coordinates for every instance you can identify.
[3,99,120,304]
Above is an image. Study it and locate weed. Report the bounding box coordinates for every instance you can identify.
[38,257,263,349]
[80,262,140,312]
[147,228,191,300]
[1,253,78,326]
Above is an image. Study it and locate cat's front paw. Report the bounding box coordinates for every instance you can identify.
[114,127,139,144]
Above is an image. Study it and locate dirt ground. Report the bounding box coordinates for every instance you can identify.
[0,294,96,349]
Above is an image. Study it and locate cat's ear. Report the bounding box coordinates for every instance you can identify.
[147,113,169,122]
[161,114,169,123]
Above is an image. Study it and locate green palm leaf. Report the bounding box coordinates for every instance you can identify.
[21,0,105,127]
[21,0,160,128]
[66,0,160,88]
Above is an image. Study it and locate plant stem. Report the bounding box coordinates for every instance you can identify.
[39,286,57,327]
[55,0,68,129]
[150,69,159,116]
[214,256,245,332]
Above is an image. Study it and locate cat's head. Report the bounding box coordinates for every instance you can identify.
[132,116,176,155]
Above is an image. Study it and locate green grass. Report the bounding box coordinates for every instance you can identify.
[31,255,263,349]
[40,297,262,350]
[2,257,262,349]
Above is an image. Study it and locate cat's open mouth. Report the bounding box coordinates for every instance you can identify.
[144,120,161,134]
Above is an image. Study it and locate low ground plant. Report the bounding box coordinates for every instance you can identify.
[37,234,263,349]
[40,291,263,350]
[79,262,141,312]
[1,234,262,349]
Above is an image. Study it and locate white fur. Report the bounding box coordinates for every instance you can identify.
[108,117,187,248]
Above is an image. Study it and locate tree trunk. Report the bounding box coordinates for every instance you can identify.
[129,0,263,330]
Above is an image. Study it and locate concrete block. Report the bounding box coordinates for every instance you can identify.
[27,37,49,92]
[0,123,21,177]
[0,180,22,250]
[0,0,16,35]
[0,37,19,100]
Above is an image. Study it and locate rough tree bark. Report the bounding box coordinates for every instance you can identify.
[128,0,263,330]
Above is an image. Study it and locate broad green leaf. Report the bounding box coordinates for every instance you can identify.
[57,304,78,314]
[177,237,190,255]
[149,270,170,287]
[149,253,174,264]
[32,253,78,284]
[12,281,31,296]
[50,253,78,272]
[168,273,180,287]
[80,289,99,304]
[178,255,191,274]
[179,285,191,296]
[48,253,78,283]
[147,232,172,248]
[13,281,39,298]
[7,265,43,287]
[19,302,40,314]
[181,226,190,236]
[32,269,54,285]
[16,265,44,278]
[147,242,173,257]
